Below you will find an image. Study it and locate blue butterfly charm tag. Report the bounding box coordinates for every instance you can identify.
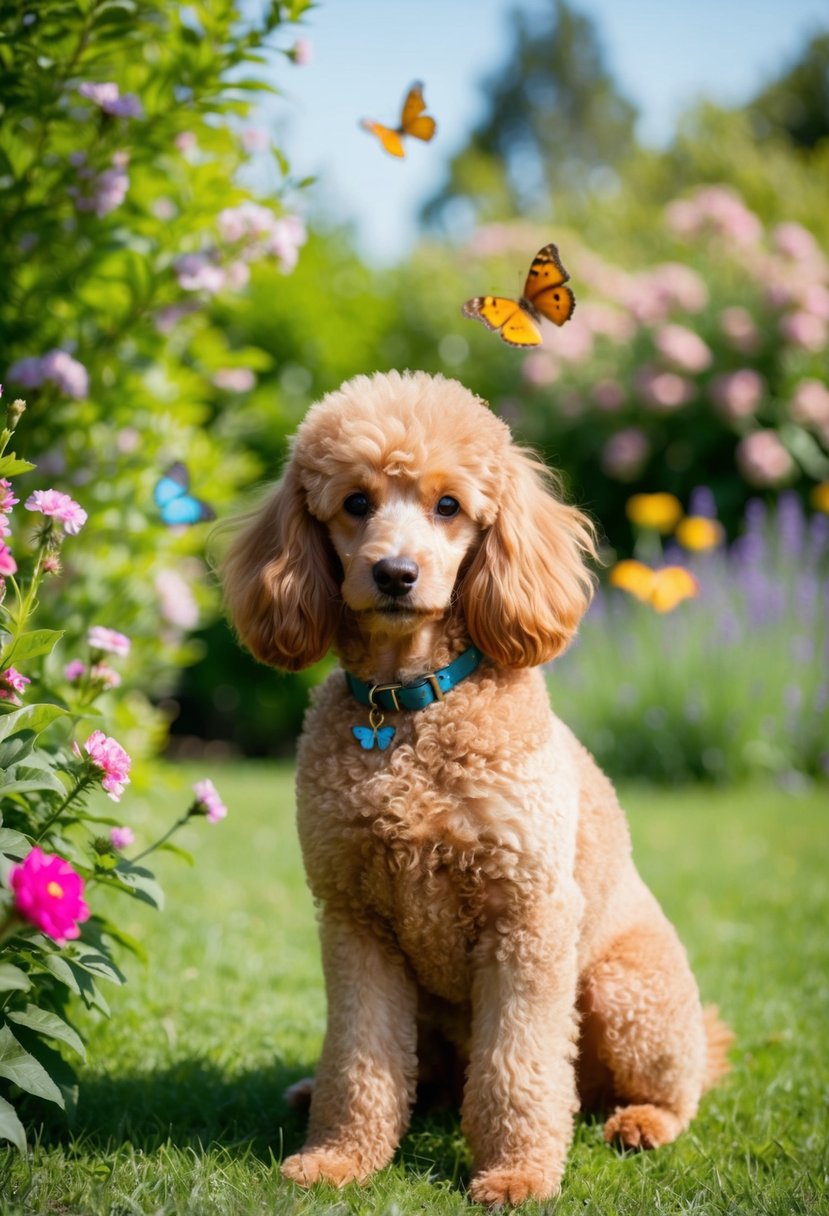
[352,700,395,750]
[352,724,396,751]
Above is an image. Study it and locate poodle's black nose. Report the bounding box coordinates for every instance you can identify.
[373,556,419,598]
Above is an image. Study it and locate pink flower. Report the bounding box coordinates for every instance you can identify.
[592,380,625,411]
[212,368,256,392]
[87,626,130,656]
[90,663,121,689]
[64,659,87,683]
[25,489,88,534]
[719,306,760,354]
[109,826,134,850]
[779,310,827,352]
[522,351,558,387]
[77,81,143,119]
[0,666,30,703]
[241,127,269,153]
[0,542,16,576]
[192,778,227,823]
[736,430,796,487]
[266,215,307,273]
[772,222,821,261]
[289,37,312,65]
[709,369,765,421]
[0,479,18,512]
[636,366,694,411]
[174,131,198,155]
[83,729,132,801]
[653,324,712,373]
[72,159,130,218]
[156,569,200,630]
[10,848,90,945]
[601,428,650,481]
[174,253,226,295]
[790,379,829,428]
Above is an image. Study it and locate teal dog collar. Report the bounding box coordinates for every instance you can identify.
[346,644,483,750]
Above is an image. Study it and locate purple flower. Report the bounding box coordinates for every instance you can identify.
[77,81,143,119]
[174,253,226,295]
[9,350,88,398]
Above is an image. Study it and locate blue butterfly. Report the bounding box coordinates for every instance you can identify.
[351,725,396,751]
[154,462,215,526]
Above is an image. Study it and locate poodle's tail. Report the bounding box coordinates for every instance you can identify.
[702,1005,734,1091]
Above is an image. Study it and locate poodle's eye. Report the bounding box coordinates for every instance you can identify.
[436,495,460,518]
[343,492,371,518]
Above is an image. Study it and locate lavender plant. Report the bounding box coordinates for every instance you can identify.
[549,491,829,784]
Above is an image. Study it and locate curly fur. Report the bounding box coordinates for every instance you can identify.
[222,370,731,1206]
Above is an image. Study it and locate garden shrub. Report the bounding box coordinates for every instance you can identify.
[0,398,228,1149]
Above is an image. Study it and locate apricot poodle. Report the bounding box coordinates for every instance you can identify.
[222,370,730,1206]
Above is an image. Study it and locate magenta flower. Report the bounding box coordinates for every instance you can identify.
[83,729,132,801]
[24,489,88,534]
[0,667,30,703]
[109,826,134,850]
[192,779,227,823]
[10,848,90,945]
[0,542,16,576]
[0,479,18,512]
[88,626,130,656]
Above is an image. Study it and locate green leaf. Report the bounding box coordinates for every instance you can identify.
[0,731,36,768]
[0,1093,26,1152]
[41,953,81,995]
[0,704,66,746]
[158,841,195,866]
[1,630,64,669]
[0,964,31,993]
[114,860,165,910]
[0,1024,63,1107]
[0,456,35,478]
[8,1005,86,1060]
[0,766,67,797]
[68,947,126,987]
[0,827,32,858]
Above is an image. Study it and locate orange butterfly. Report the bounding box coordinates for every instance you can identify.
[360,82,437,158]
[462,243,576,347]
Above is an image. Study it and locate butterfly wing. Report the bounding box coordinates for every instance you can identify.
[375,726,396,751]
[161,495,215,526]
[360,118,405,158]
[153,462,189,510]
[523,243,576,327]
[400,82,436,143]
[462,296,542,347]
[351,726,376,749]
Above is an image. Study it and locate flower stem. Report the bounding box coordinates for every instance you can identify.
[36,775,94,842]
[130,813,191,865]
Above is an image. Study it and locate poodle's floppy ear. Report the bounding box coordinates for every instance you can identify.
[221,461,341,672]
[461,446,596,668]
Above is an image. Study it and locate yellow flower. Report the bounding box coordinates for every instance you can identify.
[811,482,829,514]
[610,560,698,612]
[675,516,724,551]
[625,492,683,533]
[609,559,655,602]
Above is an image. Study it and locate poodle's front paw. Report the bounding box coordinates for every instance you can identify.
[281,1147,366,1188]
[469,1165,561,1208]
[604,1103,681,1150]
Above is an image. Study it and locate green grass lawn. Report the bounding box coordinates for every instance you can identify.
[1,764,828,1214]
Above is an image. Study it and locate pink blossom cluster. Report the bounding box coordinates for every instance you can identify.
[25,489,88,535]
[109,826,134,850]
[736,430,796,488]
[212,368,256,392]
[0,667,30,704]
[217,205,307,273]
[790,379,829,445]
[88,626,131,656]
[709,369,765,421]
[0,477,18,577]
[8,350,89,399]
[77,81,144,119]
[630,263,709,325]
[635,366,694,412]
[653,324,713,374]
[601,427,650,481]
[192,778,227,823]
[65,627,130,689]
[79,729,132,801]
[69,151,130,218]
[10,847,90,945]
[665,185,763,247]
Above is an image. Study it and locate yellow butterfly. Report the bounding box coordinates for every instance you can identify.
[610,561,699,613]
[360,82,437,158]
[462,243,576,347]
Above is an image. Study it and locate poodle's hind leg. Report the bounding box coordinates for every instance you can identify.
[581,920,710,1150]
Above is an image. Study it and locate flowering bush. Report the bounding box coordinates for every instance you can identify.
[549,490,829,784]
[0,0,310,757]
[0,400,227,1149]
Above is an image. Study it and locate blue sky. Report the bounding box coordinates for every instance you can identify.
[257,0,828,264]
